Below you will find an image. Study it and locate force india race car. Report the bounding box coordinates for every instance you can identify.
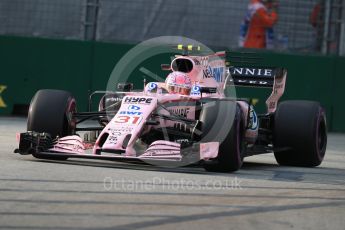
[15,48,327,172]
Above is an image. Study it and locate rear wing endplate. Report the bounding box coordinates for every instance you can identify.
[225,67,287,113]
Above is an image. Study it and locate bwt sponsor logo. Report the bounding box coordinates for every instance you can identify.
[124,97,152,104]
[128,105,141,110]
[120,105,143,115]
[119,111,143,115]
[191,85,201,95]
[147,82,158,90]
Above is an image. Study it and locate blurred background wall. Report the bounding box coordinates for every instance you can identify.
[0,0,343,54]
[0,0,344,131]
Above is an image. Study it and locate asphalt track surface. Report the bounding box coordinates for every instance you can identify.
[0,116,344,230]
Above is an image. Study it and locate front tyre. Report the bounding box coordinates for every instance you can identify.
[200,101,245,172]
[273,101,327,167]
[27,89,77,160]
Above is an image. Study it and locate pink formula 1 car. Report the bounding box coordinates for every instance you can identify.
[15,49,327,172]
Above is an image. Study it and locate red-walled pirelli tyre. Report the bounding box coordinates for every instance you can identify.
[201,101,245,172]
[27,89,77,160]
[273,101,327,167]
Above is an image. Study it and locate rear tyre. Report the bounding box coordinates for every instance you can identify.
[201,100,245,172]
[273,100,327,167]
[27,89,77,160]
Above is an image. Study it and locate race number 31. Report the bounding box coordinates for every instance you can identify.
[114,115,142,125]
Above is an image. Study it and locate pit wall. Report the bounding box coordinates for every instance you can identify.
[0,36,344,132]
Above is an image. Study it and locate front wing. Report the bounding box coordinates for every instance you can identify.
[14,132,220,165]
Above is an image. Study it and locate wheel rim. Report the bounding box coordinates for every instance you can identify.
[235,116,245,166]
[318,121,327,152]
[317,115,327,160]
[239,122,246,161]
[65,98,77,135]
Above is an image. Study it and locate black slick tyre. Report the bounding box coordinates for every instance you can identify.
[27,89,76,160]
[273,100,327,167]
[201,100,245,172]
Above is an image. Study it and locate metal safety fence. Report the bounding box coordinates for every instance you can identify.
[0,0,344,55]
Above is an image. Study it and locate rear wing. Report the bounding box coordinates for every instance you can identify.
[225,67,287,113]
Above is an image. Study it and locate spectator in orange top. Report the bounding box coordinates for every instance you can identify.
[239,0,278,49]
[309,1,324,51]
[310,1,322,28]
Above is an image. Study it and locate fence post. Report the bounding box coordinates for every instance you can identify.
[322,0,332,54]
[339,0,345,56]
[84,0,100,41]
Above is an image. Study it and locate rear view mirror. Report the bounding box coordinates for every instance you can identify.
[161,64,171,71]
[117,83,133,92]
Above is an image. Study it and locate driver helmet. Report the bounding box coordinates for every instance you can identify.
[165,71,192,95]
